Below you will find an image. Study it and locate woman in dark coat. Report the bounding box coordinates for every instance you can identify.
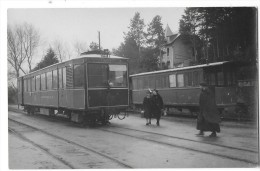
[151,89,164,126]
[197,82,221,137]
[143,90,153,125]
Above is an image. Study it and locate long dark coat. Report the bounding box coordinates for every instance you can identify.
[143,96,152,118]
[151,94,164,118]
[197,87,221,132]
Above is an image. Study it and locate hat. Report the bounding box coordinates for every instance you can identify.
[199,82,208,86]
[147,88,152,93]
[153,89,158,92]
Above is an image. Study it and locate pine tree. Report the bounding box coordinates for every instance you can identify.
[32,47,59,71]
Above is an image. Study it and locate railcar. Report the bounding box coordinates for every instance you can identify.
[17,51,129,125]
[130,61,257,119]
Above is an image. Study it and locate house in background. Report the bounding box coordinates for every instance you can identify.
[161,25,195,69]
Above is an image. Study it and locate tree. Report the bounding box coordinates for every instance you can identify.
[53,39,71,62]
[144,15,165,69]
[32,47,59,71]
[8,23,40,76]
[179,7,257,63]
[112,35,140,74]
[22,23,40,72]
[74,41,88,56]
[8,25,26,77]
[146,15,165,48]
[89,41,100,51]
[126,12,145,59]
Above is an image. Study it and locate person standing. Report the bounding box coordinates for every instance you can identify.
[196,82,221,137]
[142,90,153,125]
[151,89,164,126]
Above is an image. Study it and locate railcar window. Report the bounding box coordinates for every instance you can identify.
[156,76,161,88]
[217,72,224,86]
[59,68,63,88]
[149,77,155,89]
[32,76,35,92]
[74,64,84,88]
[63,67,66,88]
[169,74,176,87]
[207,73,216,86]
[41,73,46,90]
[28,78,31,92]
[143,77,149,89]
[88,64,108,88]
[133,78,138,90]
[193,71,199,86]
[187,72,192,86]
[36,75,40,91]
[226,71,232,86]
[138,79,143,89]
[108,65,127,87]
[47,71,52,90]
[66,66,73,88]
[177,74,184,87]
[53,69,58,89]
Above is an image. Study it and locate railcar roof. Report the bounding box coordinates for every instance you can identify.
[130,61,230,77]
[19,54,127,78]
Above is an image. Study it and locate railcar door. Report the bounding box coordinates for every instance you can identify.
[87,63,128,108]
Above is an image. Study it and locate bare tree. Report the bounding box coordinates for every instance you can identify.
[23,23,40,72]
[73,41,88,56]
[8,25,26,77]
[8,23,40,77]
[53,40,72,62]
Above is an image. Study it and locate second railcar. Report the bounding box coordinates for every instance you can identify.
[17,51,129,125]
[130,61,257,119]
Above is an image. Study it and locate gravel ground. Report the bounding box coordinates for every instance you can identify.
[8,106,259,168]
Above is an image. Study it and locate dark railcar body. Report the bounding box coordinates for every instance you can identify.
[18,54,129,123]
[130,61,257,119]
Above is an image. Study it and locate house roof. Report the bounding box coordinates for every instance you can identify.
[164,34,181,46]
[165,24,174,37]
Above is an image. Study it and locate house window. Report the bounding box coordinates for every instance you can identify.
[167,48,169,56]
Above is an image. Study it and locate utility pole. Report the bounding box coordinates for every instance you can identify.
[98,31,101,50]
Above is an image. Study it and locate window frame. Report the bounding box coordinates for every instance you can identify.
[177,73,184,87]
[52,69,58,89]
[73,64,84,88]
[169,74,177,88]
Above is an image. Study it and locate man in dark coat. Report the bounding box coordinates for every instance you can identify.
[151,89,164,126]
[197,82,221,137]
[143,90,153,125]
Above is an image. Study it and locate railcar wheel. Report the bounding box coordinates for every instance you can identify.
[118,111,127,120]
[108,114,113,120]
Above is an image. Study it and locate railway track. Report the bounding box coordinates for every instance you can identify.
[9,108,258,166]
[98,126,258,165]
[8,118,133,169]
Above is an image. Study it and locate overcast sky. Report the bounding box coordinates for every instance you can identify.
[8,8,185,66]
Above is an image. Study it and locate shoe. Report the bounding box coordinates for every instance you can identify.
[209,132,217,137]
[146,123,149,125]
[196,131,204,136]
